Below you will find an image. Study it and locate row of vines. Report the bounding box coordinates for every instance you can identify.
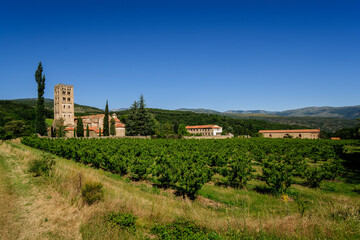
[21,137,359,199]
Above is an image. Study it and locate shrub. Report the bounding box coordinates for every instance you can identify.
[321,158,346,180]
[28,153,55,177]
[106,211,137,231]
[225,152,252,189]
[150,218,221,240]
[304,166,324,188]
[262,155,294,193]
[81,182,104,205]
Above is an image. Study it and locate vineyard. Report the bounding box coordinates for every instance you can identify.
[21,137,360,199]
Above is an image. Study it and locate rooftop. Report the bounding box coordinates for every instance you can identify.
[259,129,320,133]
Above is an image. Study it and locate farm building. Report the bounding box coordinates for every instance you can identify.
[186,125,222,136]
[259,129,320,139]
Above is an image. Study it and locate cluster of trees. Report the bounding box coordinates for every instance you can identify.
[117,108,309,137]
[22,137,355,199]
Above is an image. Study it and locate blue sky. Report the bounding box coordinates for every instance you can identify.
[0,0,359,111]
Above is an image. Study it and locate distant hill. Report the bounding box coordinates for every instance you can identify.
[9,98,103,114]
[176,108,221,114]
[226,105,360,119]
[173,105,360,132]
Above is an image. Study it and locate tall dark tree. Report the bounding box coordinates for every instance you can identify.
[86,124,90,137]
[137,95,155,135]
[77,117,84,137]
[125,95,154,136]
[103,100,109,136]
[35,62,47,135]
[125,101,139,136]
[110,117,116,136]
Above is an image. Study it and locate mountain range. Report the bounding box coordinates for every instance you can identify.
[177,105,360,119]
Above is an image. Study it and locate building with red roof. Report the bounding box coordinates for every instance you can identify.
[258,129,320,139]
[186,125,222,136]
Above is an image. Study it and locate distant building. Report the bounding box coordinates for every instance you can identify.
[186,125,222,136]
[52,83,125,137]
[331,137,341,140]
[258,129,320,139]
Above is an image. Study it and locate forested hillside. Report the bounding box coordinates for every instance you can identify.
[10,98,103,114]
[116,108,308,137]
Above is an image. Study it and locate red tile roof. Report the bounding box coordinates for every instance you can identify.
[186,125,222,129]
[259,129,320,133]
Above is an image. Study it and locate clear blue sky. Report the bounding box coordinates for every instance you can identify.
[1,0,359,111]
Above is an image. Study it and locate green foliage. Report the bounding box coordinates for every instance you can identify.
[28,153,55,177]
[106,211,137,231]
[304,165,324,188]
[103,100,109,136]
[77,117,84,137]
[21,137,358,200]
[118,108,310,137]
[86,124,90,137]
[321,158,346,180]
[150,218,221,240]
[224,152,252,189]
[110,118,116,136]
[35,62,47,136]
[125,95,155,136]
[54,118,67,137]
[81,182,104,205]
[262,155,294,193]
[178,124,189,136]
[99,127,101,137]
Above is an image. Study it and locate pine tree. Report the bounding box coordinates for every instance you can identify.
[103,100,109,136]
[137,95,154,136]
[110,118,116,136]
[77,117,84,137]
[86,124,90,137]
[126,101,138,136]
[35,62,47,135]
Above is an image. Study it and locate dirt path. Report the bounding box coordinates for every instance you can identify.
[0,154,21,239]
[0,142,82,240]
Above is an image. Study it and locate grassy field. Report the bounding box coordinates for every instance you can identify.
[0,140,359,239]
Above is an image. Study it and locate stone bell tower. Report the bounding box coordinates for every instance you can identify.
[54,84,74,126]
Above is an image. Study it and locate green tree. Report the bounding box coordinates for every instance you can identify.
[99,127,102,137]
[86,124,90,137]
[138,95,155,136]
[125,101,138,136]
[178,124,189,136]
[103,100,109,136]
[77,117,84,137]
[35,62,47,135]
[110,118,116,136]
[125,95,154,136]
[54,118,67,137]
[4,120,25,136]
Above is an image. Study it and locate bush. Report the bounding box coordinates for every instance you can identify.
[106,211,137,231]
[262,155,294,193]
[150,218,221,240]
[225,152,252,189]
[28,154,55,177]
[304,166,324,188]
[321,158,346,180]
[81,182,104,205]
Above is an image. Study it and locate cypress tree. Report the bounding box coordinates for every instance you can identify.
[86,124,90,137]
[35,62,47,135]
[99,127,102,137]
[110,118,116,136]
[103,100,109,136]
[77,117,84,137]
